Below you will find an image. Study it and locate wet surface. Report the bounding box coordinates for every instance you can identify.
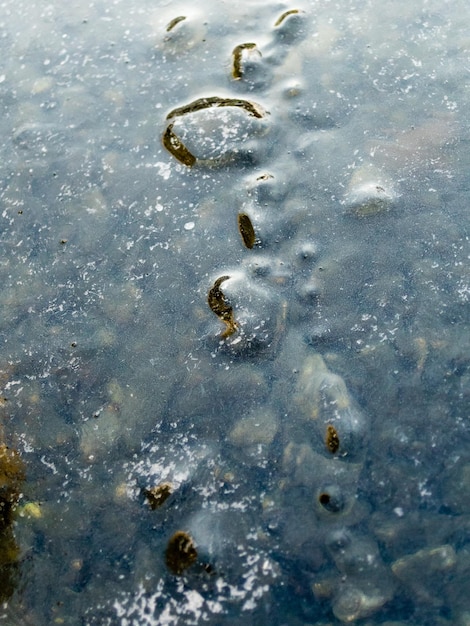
[0,0,470,623]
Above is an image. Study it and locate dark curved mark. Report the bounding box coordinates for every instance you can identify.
[237,213,257,249]
[325,424,340,454]
[319,487,344,513]
[163,97,267,166]
[166,16,186,32]
[274,9,302,27]
[232,43,259,80]
[208,276,237,337]
[166,96,266,121]
[256,173,274,181]
[162,123,196,167]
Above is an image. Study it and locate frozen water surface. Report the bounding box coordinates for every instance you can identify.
[0,0,470,623]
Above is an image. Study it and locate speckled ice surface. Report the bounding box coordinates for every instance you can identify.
[1,0,470,624]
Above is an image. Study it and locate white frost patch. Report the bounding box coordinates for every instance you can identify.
[183,590,204,617]
[128,440,215,501]
[457,280,470,302]
[112,583,217,625]
[143,161,172,180]
[184,221,195,230]
[108,546,276,624]
[40,455,58,474]
[3,379,21,390]
[111,439,277,624]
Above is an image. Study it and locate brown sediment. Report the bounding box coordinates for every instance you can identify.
[162,123,196,167]
[0,443,25,601]
[232,43,258,80]
[237,213,256,249]
[166,96,266,121]
[166,16,186,32]
[165,530,197,575]
[325,424,340,454]
[143,482,172,510]
[208,276,238,337]
[274,9,301,27]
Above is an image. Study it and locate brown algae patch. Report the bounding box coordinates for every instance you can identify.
[232,43,260,80]
[0,444,25,600]
[0,444,25,527]
[274,9,302,27]
[165,530,198,575]
[143,483,173,510]
[208,276,238,337]
[163,124,196,167]
[237,212,257,249]
[166,97,266,121]
[325,424,340,454]
[166,16,186,32]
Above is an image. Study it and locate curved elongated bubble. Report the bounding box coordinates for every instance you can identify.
[163,97,269,167]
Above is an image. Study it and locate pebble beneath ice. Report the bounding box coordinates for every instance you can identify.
[342,165,399,216]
